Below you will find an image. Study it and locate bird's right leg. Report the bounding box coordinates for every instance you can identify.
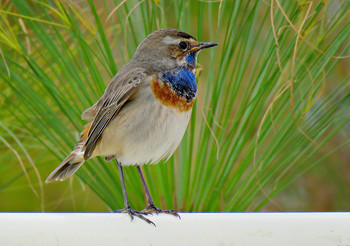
[137,166,180,218]
[114,159,155,226]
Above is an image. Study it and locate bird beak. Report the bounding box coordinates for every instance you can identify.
[199,42,218,49]
[190,42,218,52]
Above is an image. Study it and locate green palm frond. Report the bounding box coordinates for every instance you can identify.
[0,0,349,212]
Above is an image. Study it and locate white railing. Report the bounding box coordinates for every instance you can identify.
[1,212,350,246]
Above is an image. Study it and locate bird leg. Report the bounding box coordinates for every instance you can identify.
[114,159,155,226]
[137,165,180,219]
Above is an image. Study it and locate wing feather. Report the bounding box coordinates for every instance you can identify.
[83,68,146,160]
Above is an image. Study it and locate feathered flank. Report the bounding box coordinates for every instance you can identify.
[83,69,146,160]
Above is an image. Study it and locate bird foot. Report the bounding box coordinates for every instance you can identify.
[141,203,181,219]
[115,206,155,226]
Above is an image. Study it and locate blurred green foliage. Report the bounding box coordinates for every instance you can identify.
[0,0,349,212]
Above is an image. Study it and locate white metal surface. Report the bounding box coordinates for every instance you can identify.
[1,212,350,246]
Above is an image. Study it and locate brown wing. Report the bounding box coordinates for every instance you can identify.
[83,68,146,160]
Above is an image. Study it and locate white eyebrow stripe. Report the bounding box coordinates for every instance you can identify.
[162,36,179,45]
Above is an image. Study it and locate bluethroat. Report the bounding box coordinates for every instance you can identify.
[46,28,218,225]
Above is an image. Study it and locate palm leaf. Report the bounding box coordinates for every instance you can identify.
[0,0,349,212]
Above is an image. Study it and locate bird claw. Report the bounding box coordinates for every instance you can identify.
[114,203,180,226]
[114,207,155,226]
[141,203,181,219]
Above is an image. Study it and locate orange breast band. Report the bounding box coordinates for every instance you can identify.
[151,76,194,112]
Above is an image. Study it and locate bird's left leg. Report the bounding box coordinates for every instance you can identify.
[114,160,155,225]
[137,165,180,218]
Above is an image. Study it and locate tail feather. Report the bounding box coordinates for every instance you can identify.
[46,123,91,183]
[45,152,84,183]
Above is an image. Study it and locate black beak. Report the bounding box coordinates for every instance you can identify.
[198,42,218,50]
[190,42,218,52]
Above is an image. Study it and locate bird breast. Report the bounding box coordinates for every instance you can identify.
[95,75,193,166]
[154,67,197,108]
[151,76,195,112]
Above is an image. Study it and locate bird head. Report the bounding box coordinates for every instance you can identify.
[131,29,218,73]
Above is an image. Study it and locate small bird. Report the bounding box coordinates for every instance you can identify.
[46,28,217,225]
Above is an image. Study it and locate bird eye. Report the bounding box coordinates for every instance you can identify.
[179,41,188,50]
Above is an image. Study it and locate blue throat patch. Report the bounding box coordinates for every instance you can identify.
[160,67,197,103]
[185,52,197,68]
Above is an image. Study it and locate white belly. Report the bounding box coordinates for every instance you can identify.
[94,80,192,165]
